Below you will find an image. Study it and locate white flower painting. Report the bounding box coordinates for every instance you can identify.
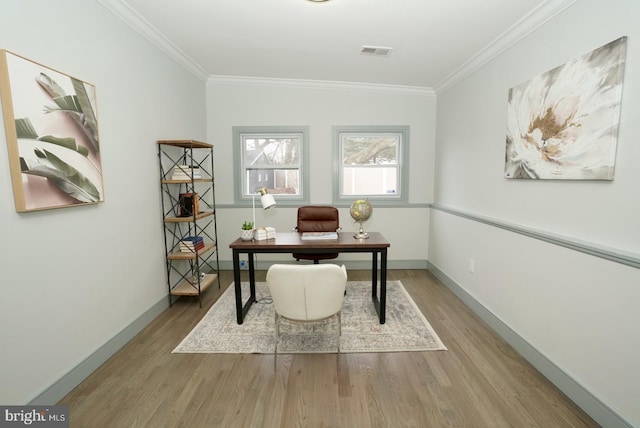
[505,37,627,180]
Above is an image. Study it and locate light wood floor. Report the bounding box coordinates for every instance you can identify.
[60,270,598,427]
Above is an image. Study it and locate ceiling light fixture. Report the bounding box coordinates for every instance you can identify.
[307,0,330,2]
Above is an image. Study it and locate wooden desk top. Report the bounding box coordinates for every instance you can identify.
[229,231,389,250]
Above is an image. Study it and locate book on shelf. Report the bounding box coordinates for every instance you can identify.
[174,165,201,173]
[180,238,204,245]
[180,243,205,252]
[180,236,204,246]
[171,165,202,180]
[181,236,203,243]
[178,192,200,217]
[179,236,205,252]
[172,173,202,180]
[301,231,339,240]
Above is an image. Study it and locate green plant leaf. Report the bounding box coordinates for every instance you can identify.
[15,118,39,139]
[45,94,82,113]
[36,73,100,152]
[43,149,101,201]
[38,135,89,157]
[36,72,66,98]
[19,138,103,203]
[71,77,99,146]
[15,118,89,156]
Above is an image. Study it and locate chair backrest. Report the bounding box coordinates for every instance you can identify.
[266,264,347,321]
[296,206,339,233]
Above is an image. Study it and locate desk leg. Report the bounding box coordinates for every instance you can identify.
[371,249,386,324]
[233,250,257,324]
[371,250,378,300]
[380,248,387,324]
[370,249,387,324]
[248,252,256,303]
[233,250,243,324]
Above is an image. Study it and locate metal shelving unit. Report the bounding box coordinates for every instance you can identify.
[157,139,220,307]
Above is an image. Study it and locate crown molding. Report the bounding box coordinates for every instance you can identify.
[98,0,576,94]
[98,0,431,95]
[208,75,435,96]
[434,0,578,94]
[97,0,209,81]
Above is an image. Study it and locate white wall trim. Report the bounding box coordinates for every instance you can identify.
[427,261,633,428]
[97,0,577,96]
[208,75,434,97]
[433,0,578,93]
[430,204,640,270]
[29,296,169,405]
[97,0,209,81]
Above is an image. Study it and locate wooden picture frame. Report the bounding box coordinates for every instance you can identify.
[0,50,104,212]
[178,192,200,217]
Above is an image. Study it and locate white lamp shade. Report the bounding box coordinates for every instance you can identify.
[261,194,276,210]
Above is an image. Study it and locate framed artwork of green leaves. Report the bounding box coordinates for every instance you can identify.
[0,50,104,212]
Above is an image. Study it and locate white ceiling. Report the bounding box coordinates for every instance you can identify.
[99,0,576,91]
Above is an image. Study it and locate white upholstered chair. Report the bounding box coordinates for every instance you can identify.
[266,263,348,366]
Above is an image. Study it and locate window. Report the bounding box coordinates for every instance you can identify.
[233,126,309,204]
[334,126,409,205]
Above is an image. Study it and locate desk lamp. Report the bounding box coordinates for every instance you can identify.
[252,187,276,229]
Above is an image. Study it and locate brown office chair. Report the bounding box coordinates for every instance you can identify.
[293,205,340,263]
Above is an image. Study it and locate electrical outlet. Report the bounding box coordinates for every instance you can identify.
[468,258,475,273]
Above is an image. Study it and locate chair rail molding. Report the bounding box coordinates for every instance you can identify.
[429,203,640,270]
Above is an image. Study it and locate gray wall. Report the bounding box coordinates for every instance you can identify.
[0,0,206,404]
[430,0,640,425]
[207,79,436,266]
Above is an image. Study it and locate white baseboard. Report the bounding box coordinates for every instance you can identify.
[30,296,169,405]
[427,261,632,428]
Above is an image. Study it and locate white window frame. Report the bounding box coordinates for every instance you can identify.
[233,126,310,206]
[333,125,409,206]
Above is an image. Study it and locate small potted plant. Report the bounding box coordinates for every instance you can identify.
[240,221,254,241]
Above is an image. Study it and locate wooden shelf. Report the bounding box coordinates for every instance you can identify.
[164,211,214,223]
[157,139,212,149]
[167,243,216,260]
[170,273,218,296]
[161,178,213,185]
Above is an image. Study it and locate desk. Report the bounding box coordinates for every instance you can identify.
[229,232,390,324]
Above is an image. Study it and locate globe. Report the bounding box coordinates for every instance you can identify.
[349,199,372,239]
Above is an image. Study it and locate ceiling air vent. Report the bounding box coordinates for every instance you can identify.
[361,46,393,57]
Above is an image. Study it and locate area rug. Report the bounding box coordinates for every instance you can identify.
[173,280,447,354]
